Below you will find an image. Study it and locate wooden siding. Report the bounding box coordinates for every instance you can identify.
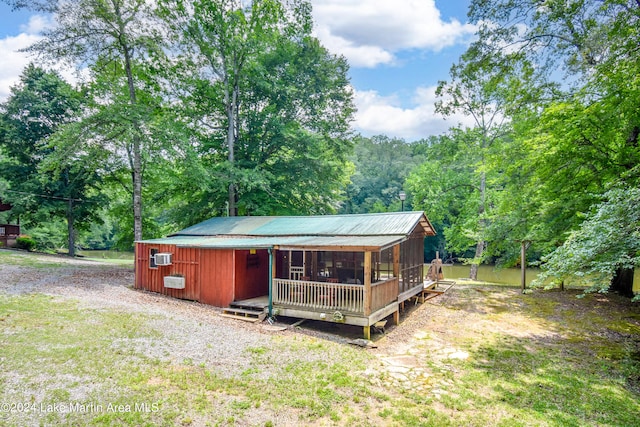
[371,278,398,312]
[135,243,237,307]
[199,249,235,307]
[135,243,201,301]
[0,224,20,247]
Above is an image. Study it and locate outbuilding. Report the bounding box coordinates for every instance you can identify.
[135,211,436,338]
[0,200,20,248]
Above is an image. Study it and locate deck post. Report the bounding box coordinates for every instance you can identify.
[393,309,399,326]
[363,325,371,340]
[364,251,371,316]
[268,248,275,316]
[393,244,400,277]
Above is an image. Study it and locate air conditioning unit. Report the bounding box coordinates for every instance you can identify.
[154,253,173,266]
[164,275,185,289]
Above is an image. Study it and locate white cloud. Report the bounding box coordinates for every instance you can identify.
[0,32,40,100]
[353,86,475,140]
[311,0,476,67]
[20,14,54,34]
[0,15,80,101]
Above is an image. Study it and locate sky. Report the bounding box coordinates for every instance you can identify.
[0,0,475,141]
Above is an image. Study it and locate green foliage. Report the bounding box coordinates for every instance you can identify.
[533,187,640,296]
[341,135,426,214]
[24,221,68,252]
[0,65,103,257]
[15,235,36,251]
[159,0,355,225]
[408,129,501,265]
[411,0,640,290]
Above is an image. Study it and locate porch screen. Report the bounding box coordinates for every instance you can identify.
[399,235,424,292]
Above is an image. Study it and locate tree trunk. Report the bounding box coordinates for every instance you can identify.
[123,45,143,242]
[470,170,487,280]
[469,240,484,280]
[67,198,75,257]
[226,79,237,216]
[132,142,143,242]
[610,266,635,298]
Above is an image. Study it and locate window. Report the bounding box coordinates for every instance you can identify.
[149,248,158,269]
[247,253,260,268]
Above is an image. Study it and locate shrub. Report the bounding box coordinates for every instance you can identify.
[16,235,36,252]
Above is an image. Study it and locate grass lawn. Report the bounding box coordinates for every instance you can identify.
[0,251,639,426]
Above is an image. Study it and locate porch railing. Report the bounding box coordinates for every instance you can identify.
[273,279,363,313]
[400,264,424,293]
[371,277,399,312]
[273,277,399,315]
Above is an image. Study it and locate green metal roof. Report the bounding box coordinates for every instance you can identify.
[139,211,435,251]
[140,234,406,251]
[172,211,435,238]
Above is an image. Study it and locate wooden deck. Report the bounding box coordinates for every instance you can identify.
[226,279,453,339]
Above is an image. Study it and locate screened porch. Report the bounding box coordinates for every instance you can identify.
[271,234,425,336]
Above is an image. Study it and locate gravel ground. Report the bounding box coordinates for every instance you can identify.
[0,257,283,377]
[3,251,639,425]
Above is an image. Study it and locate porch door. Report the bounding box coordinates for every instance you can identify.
[289,250,306,280]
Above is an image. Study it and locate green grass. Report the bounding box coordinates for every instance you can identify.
[0,248,134,267]
[0,249,70,268]
[0,294,386,426]
[0,264,638,426]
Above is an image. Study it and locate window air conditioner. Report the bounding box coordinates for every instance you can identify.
[154,253,172,266]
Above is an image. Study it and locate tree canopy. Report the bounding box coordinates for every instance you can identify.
[413,0,640,295]
[0,0,638,299]
[1,0,355,249]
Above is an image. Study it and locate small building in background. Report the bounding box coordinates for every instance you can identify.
[0,200,20,248]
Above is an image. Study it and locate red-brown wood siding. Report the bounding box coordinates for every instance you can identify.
[0,224,20,247]
[137,244,272,307]
[135,243,201,301]
[233,249,269,300]
[199,248,235,307]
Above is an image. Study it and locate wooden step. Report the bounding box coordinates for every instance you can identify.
[415,281,456,303]
[220,307,267,323]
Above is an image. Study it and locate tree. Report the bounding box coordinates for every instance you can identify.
[161,0,354,222]
[533,187,640,299]
[6,0,167,243]
[408,129,494,266]
[432,49,514,279]
[160,0,285,216]
[341,135,425,214]
[0,65,102,255]
[465,0,640,296]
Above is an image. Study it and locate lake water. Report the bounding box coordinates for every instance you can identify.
[78,250,134,261]
[440,264,640,292]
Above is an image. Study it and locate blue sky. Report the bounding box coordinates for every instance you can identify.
[0,0,475,140]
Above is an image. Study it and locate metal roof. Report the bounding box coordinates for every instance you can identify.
[140,234,406,251]
[139,211,435,251]
[172,211,435,238]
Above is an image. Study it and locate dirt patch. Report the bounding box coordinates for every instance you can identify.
[366,283,640,397]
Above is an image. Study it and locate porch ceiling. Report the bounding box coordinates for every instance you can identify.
[140,234,406,252]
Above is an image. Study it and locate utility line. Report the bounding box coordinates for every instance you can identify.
[3,189,83,202]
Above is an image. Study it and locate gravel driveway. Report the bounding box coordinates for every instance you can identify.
[0,256,280,378]
[1,252,526,390]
